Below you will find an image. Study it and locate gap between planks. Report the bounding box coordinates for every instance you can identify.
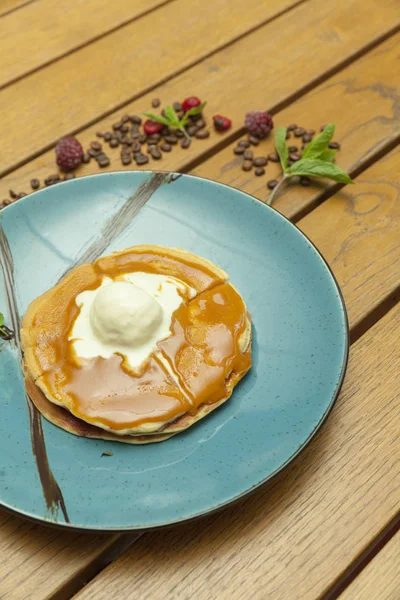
[0,0,37,19]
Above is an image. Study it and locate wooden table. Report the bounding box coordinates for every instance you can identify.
[1,1,399,598]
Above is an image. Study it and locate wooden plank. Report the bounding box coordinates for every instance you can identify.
[0,0,172,89]
[339,530,400,600]
[0,0,35,18]
[0,0,301,176]
[71,304,400,600]
[0,510,133,600]
[298,147,400,336]
[1,0,400,177]
[193,30,400,221]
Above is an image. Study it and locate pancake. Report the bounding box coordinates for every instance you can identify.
[22,245,252,443]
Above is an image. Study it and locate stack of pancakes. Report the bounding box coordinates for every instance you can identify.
[22,245,252,444]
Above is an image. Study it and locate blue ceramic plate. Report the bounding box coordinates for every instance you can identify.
[0,172,348,531]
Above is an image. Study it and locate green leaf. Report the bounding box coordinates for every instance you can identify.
[275,127,289,172]
[164,105,180,127]
[301,123,335,159]
[318,149,337,163]
[180,101,207,127]
[288,158,354,183]
[0,312,4,327]
[142,112,171,126]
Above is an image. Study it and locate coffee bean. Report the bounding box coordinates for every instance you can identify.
[139,134,147,144]
[131,115,142,125]
[248,135,260,146]
[9,189,17,199]
[288,159,295,166]
[82,153,91,163]
[1,199,11,207]
[287,124,297,131]
[96,132,104,138]
[289,146,298,153]
[131,127,140,139]
[285,131,291,139]
[151,98,161,108]
[98,156,110,168]
[122,154,132,165]
[121,126,129,135]
[196,129,210,139]
[95,152,108,161]
[164,135,178,144]
[196,119,206,130]
[64,172,76,180]
[234,146,245,155]
[329,141,340,149]
[238,140,250,148]
[44,175,60,186]
[289,153,301,161]
[303,134,312,143]
[132,142,141,152]
[175,129,184,138]
[104,132,112,141]
[253,157,267,167]
[121,115,130,123]
[244,149,253,160]
[88,148,100,157]
[135,154,149,165]
[160,143,171,152]
[150,147,162,160]
[306,129,315,136]
[267,179,278,190]
[124,138,133,146]
[300,176,311,186]
[255,167,265,176]
[268,152,279,162]
[190,113,203,122]
[112,122,122,130]
[320,125,326,132]
[30,178,40,190]
[133,152,141,159]
[294,127,305,137]
[181,137,191,149]
[91,141,102,151]
[18,192,27,198]
[148,133,161,142]
[187,125,198,137]
[173,101,182,112]
[242,160,253,172]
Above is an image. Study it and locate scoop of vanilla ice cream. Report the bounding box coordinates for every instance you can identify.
[90,281,163,346]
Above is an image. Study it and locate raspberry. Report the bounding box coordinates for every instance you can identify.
[55,137,83,171]
[244,111,273,138]
[143,119,163,135]
[182,96,201,113]
[213,115,232,132]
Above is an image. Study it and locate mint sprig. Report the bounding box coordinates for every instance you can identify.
[268,123,354,206]
[0,312,14,341]
[143,102,207,141]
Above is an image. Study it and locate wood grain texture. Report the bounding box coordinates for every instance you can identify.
[298,145,400,335]
[0,0,35,18]
[339,530,400,600]
[0,0,302,175]
[2,0,400,195]
[193,31,400,220]
[74,300,400,600]
[0,510,132,600]
[0,0,172,89]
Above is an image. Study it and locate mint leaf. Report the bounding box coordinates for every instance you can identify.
[165,105,180,127]
[0,312,4,327]
[142,112,171,126]
[319,149,337,163]
[301,123,335,159]
[275,127,289,172]
[180,101,207,127]
[288,158,354,183]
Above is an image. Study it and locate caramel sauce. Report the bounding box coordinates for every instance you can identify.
[29,248,251,431]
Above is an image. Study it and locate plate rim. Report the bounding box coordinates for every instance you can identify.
[0,170,350,531]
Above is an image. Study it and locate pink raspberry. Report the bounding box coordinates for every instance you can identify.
[245,111,273,138]
[213,115,232,131]
[55,137,83,171]
[182,96,202,113]
[143,119,163,135]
